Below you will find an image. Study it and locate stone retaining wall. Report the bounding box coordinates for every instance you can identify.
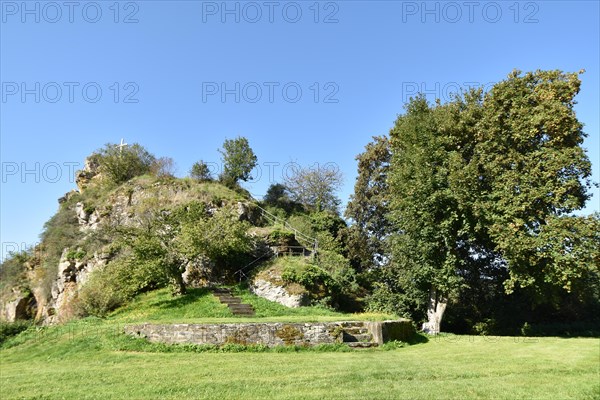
[124,320,414,347]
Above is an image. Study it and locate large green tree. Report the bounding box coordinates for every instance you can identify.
[382,70,598,334]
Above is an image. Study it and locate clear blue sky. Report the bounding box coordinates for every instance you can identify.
[1,0,599,259]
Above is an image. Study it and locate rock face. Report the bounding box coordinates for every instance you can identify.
[75,156,101,192]
[75,202,101,230]
[236,202,261,225]
[43,250,110,324]
[251,278,308,308]
[2,167,265,325]
[2,291,36,322]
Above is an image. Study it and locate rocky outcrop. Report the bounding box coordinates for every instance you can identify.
[237,202,261,225]
[2,290,36,322]
[75,156,101,192]
[75,202,101,230]
[43,249,110,324]
[251,278,308,308]
[58,189,79,205]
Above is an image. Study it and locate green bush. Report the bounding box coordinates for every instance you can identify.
[77,268,127,318]
[77,255,169,317]
[65,249,86,261]
[0,321,31,346]
[95,143,156,185]
[0,252,28,293]
[267,229,295,245]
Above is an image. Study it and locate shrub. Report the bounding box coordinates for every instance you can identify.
[0,320,31,346]
[282,262,335,295]
[65,249,86,261]
[267,229,296,246]
[95,142,156,185]
[190,161,213,181]
[76,268,127,317]
[0,252,28,293]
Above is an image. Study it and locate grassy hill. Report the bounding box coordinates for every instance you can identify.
[107,286,395,324]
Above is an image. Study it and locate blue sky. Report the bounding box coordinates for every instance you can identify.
[1,0,599,259]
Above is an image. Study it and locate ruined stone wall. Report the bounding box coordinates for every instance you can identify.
[124,320,414,347]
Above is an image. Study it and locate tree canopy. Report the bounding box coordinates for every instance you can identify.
[284,164,343,213]
[218,137,258,185]
[362,70,599,333]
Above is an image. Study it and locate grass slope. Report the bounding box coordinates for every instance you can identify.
[107,287,394,324]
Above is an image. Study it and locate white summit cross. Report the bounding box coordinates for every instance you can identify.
[117,138,128,154]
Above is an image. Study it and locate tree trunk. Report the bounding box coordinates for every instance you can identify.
[422,288,447,335]
[170,273,187,296]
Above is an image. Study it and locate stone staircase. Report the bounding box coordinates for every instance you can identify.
[340,322,378,348]
[213,288,255,316]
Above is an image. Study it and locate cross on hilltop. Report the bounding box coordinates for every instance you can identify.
[117,138,128,154]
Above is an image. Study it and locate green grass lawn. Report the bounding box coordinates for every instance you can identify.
[1,330,598,399]
[1,288,598,399]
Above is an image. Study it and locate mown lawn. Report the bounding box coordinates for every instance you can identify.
[1,332,598,399]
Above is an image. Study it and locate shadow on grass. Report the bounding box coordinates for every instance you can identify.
[406,332,429,345]
[153,288,213,310]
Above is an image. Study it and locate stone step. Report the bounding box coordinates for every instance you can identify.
[211,288,255,315]
[228,306,254,312]
[230,311,255,316]
[228,304,253,308]
[345,342,378,349]
[339,322,364,328]
[218,298,242,304]
[342,333,373,342]
[343,327,369,335]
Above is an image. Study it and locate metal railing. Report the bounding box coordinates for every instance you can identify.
[254,204,318,254]
[233,204,319,282]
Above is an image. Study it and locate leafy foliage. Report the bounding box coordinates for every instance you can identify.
[345,135,392,271]
[0,320,30,345]
[284,164,343,212]
[375,70,599,330]
[218,137,258,185]
[95,142,156,185]
[0,251,29,294]
[189,160,213,181]
[177,206,254,278]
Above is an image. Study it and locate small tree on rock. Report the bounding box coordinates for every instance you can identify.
[218,137,257,186]
[190,161,212,181]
